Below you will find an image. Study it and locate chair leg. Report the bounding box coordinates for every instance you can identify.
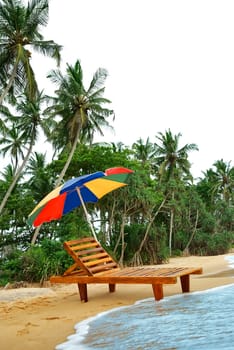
[78,283,88,302]
[109,283,116,293]
[152,284,163,301]
[180,274,190,293]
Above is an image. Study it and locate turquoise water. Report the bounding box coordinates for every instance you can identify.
[56,256,234,350]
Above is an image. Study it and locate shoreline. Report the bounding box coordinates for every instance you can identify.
[0,253,234,350]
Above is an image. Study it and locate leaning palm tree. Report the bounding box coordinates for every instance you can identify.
[0,91,52,215]
[31,60,114,244]
[45,59,115,187]
[154,129,199,255]
[0,0,62,104]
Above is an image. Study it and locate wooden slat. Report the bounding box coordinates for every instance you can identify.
[64,269,87,277]
[89,262,119,274]
[66,237,96,245]
[84,257,113,267]
[69,242,99,251]
[94,267,121,276]
[63,263,80,276]
[80,252,108,261]
[77,247,104,256]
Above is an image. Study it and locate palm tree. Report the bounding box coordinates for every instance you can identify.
[0,0,62,104]
[26,152,53,200]
[110,142,126,153]
[132,137,155,163]
[154,129,198,182]
[211,159,234,204]
[0,123,27,174]
[45,59,115,187]
[0,91,52,214]
[154,129,199,255]
[30,60,114,245]
[0,164,19,187]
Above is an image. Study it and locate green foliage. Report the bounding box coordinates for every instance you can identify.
[0,0,61,100]
[0,0,233,286]
[119,223,169,265]
[0,141,234,273]
[121,224,145,261]
[49,143,133,179]
[46,210,92,242]
[189,231,234,256]
[150,225,170,264]
[0,239,71,285]
[0,249,22,286]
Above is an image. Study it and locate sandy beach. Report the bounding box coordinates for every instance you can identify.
[0,253,234,350]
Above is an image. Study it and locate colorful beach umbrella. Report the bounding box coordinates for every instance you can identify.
[28,167,133,240]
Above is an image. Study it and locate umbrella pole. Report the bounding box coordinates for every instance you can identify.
[76,188,98,241]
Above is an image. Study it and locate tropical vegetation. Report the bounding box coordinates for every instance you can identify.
[0,0,233,286]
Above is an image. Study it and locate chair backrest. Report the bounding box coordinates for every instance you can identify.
[63,237,119,276]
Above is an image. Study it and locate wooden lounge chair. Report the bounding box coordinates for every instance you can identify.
[50,237,203,302]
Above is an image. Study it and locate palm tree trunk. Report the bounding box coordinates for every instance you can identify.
[0,142,33,215]
[0,60,18,105]
[169,190,175,256]
[118,211,126,267]
[183,209,199,255]
[31,126,81,244]
[54,130,81,187]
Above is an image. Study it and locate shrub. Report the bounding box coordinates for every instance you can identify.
[190,231,233,256]
[0,239,71,285]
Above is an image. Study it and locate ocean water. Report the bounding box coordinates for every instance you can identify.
[56,256,234,350]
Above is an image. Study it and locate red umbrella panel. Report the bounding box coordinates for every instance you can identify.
[28,167,133,239]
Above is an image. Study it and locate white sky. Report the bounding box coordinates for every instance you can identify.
[31,0,234,179]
